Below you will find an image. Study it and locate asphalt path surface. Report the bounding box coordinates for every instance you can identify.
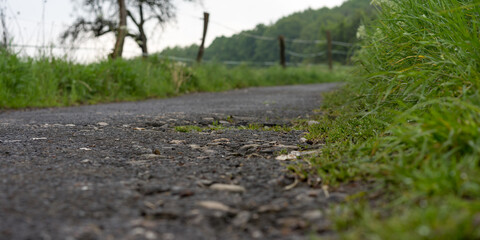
[0,83,355,240]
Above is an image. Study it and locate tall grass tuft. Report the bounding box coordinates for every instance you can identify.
[0,51,349,109]
[302,0,480,238]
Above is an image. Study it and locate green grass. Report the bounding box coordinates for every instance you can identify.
[236,123,302,132]
[174,125,204,133]
[0,52,350,109]
[295,0,480,239]
[174,121,308,133]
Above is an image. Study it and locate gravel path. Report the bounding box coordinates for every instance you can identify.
[0,83,355,240]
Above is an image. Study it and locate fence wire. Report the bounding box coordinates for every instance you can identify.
[10,44,103,51]
[8,42,353,66]
[286,50,325,58]
[5,11,357,66]
[208,18,353,46]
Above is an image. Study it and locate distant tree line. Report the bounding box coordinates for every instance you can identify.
[160,0,376,64]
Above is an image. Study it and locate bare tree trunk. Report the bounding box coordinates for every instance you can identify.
[137,3,148,58]
[110,0,127,59]
[138,30,148,57]
[0,8,8,50]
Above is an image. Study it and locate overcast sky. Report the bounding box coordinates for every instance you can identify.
[3,0,346,62]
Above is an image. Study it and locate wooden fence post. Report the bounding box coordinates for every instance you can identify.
[278,35,286,68]
[110,0,127,59]
[326,30,333,71]
[196,12,210,63]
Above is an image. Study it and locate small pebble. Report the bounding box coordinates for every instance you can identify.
[210,183,246,193]
[81,159,92,164]
[141,154,162,159]
[197,201,233,212]
[196,179,214,187]
[32,137,47,140]
[170,140,186,145]
[302,210,324,220]
[232,211,251,227]
[189,144,201,150]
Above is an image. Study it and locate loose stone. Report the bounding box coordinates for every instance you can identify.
[169,140,186,145]
[189,144,201,150]
[238,144,261,155]
[232,211,251,227]
[197,201,234,212]
[141,154,163,159]
[210,183,246,193]
[302,210,323,221]
[97,122,109,126]
[275,154,297,161]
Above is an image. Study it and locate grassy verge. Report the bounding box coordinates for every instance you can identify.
[174,121,309,133]
[295,0,480,239]
[0,52,350,109]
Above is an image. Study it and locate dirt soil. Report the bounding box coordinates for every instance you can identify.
[0,83,358,240]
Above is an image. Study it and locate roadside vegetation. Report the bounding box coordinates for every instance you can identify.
[0,51,350,109]
[0,0,369,109]
[174,121,309,133]
[293,0,480,239]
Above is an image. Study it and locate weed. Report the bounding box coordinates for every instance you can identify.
[275,148,289,156]
[208,121,226,131]
[237,124,263,131]
[226,115,234,123]
[174,125,203,133]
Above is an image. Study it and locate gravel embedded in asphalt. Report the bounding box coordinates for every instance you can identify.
[0,83,359,240]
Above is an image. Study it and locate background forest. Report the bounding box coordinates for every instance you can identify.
[160,0,375,64]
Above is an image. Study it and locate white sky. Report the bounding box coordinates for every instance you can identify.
[3,0,346,62]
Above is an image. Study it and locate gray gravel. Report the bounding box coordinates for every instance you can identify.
[0,83,357,240]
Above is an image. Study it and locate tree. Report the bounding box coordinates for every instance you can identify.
[62,0,195,58]
[110,0,127,59]
[162,0,375,64]
[0,7,8,50]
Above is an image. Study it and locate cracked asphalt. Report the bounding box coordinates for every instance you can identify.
[0,83,359,240]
